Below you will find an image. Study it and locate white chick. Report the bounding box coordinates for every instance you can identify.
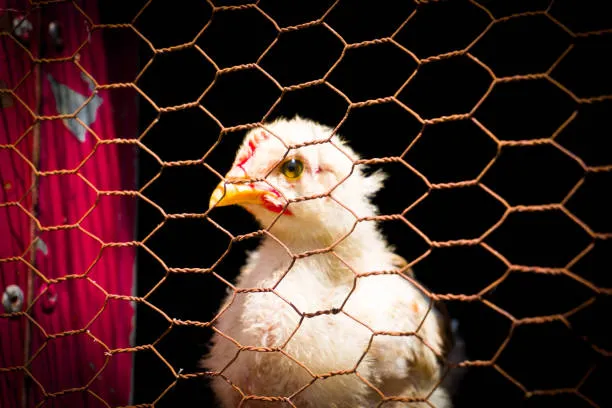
[202,116,459,407]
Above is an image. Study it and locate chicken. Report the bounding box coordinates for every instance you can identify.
[202,116,460,407]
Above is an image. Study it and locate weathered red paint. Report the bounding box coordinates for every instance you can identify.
[0,2,138,407]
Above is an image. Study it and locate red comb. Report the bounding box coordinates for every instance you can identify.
[235,131,269,168]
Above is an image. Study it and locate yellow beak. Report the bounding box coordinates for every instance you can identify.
[209,179,269,209]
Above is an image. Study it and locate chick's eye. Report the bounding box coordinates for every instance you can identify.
[280,158,304,179]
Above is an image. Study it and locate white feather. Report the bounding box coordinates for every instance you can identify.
[202,116,455,407]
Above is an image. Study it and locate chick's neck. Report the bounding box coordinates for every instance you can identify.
[265,217,391,284]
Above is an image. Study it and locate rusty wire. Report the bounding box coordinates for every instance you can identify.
[0,0,611,407]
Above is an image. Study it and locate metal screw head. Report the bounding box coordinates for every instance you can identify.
[2,284,24,313]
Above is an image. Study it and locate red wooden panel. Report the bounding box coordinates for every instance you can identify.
[1,1,139,406]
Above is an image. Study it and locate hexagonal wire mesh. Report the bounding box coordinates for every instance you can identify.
[1,0,611,407]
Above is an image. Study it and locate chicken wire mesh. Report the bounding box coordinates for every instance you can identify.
[1,0,611,407]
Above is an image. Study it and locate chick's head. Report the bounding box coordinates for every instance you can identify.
[209,116,385,239]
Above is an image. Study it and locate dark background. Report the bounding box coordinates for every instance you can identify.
[98,0,611,407]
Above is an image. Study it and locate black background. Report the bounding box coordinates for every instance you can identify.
[97,0,612,407]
